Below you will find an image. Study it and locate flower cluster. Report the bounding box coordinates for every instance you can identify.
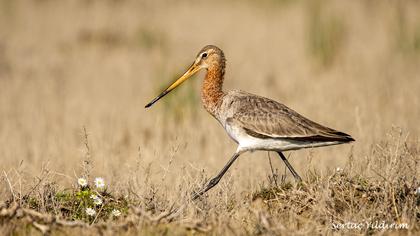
[77,177,107,190]
[76,176,122,218]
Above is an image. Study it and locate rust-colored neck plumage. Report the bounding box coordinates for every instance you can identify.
[201,62,225,116]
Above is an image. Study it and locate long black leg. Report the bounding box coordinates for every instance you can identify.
[276,151,302,182]
[192,152,241,200]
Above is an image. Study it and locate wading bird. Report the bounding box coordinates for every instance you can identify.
[145,45,354,200]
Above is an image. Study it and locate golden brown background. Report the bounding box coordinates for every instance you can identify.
[0,0,419,217]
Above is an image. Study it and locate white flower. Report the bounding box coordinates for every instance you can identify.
[94,177,105,190]
[112,209,121,217]
[85,207,96,216]
[90,194,103,205]
[94,197,102,205]
[416,187,420,195]
[77,178,88,187]
[336,167,343,172]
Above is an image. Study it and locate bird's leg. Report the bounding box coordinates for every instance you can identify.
[276,151,302,182]
[192,152,241,201]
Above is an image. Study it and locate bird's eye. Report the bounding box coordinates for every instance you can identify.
[202,53,208,58]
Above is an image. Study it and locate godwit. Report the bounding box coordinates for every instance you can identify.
[145,45,354,200]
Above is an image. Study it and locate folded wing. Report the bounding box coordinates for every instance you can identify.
[225,91,354,143]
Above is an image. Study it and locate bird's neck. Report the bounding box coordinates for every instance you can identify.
[201,64,225,116]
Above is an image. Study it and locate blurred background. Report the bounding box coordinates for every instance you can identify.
[0,0,419,193]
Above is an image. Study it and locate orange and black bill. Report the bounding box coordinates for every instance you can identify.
[145,62,201,108]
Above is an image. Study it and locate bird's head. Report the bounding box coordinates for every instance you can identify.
[145,45,224,108]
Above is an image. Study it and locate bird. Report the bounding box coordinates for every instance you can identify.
[145,45,354,200]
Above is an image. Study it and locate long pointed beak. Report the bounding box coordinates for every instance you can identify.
[145,62,202,108]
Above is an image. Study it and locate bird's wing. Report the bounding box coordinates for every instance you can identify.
[225,91,354,142]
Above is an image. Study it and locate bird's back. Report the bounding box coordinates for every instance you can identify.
[217,90,354,145]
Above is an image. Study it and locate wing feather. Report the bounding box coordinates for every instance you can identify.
[225,91,354,142]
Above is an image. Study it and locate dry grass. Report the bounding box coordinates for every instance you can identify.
[0,0,419,235]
